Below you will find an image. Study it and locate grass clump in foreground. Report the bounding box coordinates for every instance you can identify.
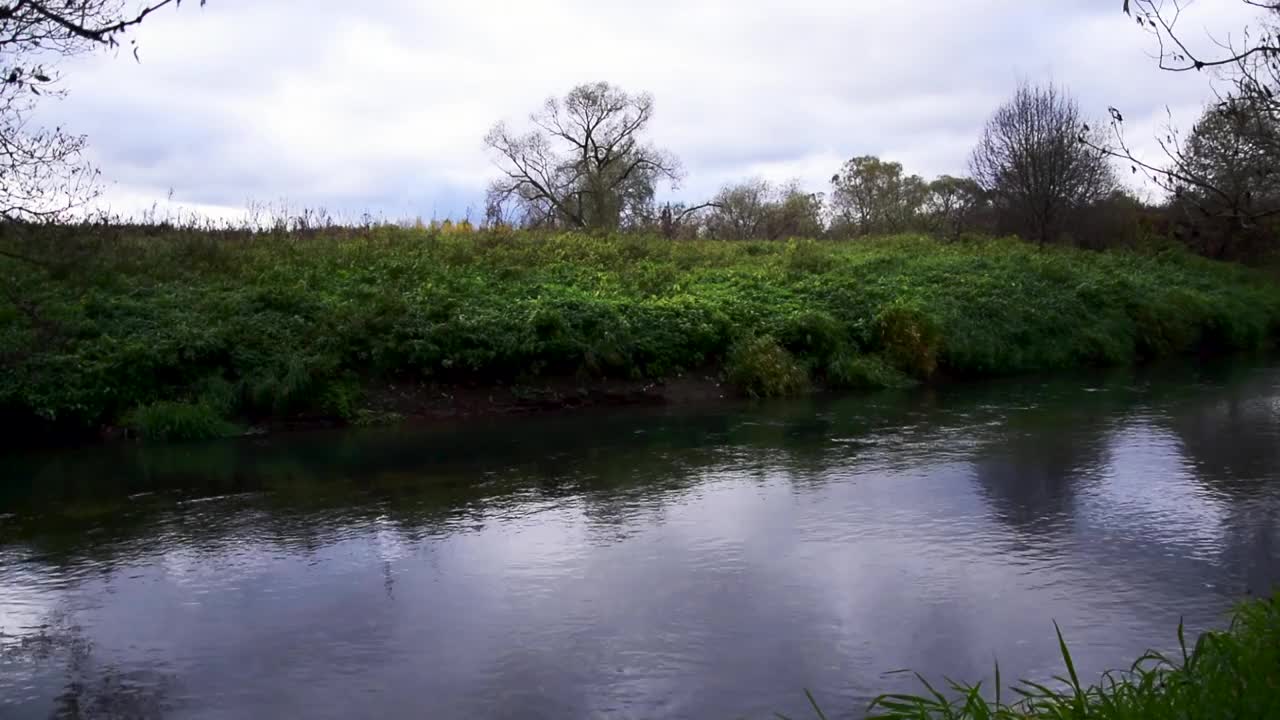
[2,230,1280,442]
[788,593,1280,720]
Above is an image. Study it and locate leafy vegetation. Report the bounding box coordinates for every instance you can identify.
[3,228,1278,442]
[826,352,916,391]
[785,593,1280,720]
[122,400,239,442]
[725,335,810,399]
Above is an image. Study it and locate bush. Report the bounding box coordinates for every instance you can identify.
[318,375,362,421]
[122,401,238,442]
[781,238,834,274]
[826,352,917,390]
[873,303,942,378]
[725,335,810,399]
[245,357,318,416]
[776,310,846,366]
[195,375,240,416]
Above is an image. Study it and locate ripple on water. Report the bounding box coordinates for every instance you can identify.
[2,364,1280,719]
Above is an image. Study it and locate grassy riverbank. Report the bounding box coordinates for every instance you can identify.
[829,593,1280,720]
[3,228,1279,441]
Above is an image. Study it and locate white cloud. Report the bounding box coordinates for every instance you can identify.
[30,0,1270,219]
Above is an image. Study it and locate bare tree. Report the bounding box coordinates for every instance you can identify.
[701,178,826,240]
[703,178,769,240]
[1124,98,1280,258]
[0,1,197,50]
[970,82,1118,245]
[1181,99,1280,211]
[484,82,681,232]
[0,1,204,227]
[654,201,717,239]
[1121,0,1278,75]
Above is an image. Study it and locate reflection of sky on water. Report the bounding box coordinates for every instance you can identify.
[1079,420,1227,559]
[1,364,1278,719]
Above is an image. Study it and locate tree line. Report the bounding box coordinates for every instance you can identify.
[0,1,1276,264]
[483,77,1278,263]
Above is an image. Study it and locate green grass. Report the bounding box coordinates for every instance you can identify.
[784,593,1280,720]
[122,399,240,442]
[3,228,1279,441]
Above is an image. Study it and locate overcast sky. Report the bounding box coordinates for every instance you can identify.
[35,0,1266,222]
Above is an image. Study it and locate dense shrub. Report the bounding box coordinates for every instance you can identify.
[775,310,847,367]
[2,229,1278,438]
[826,352,916,390]
[873,304,943,379]
[725,335,810,398]
[123,401,239,442]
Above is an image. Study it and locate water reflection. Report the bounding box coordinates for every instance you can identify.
[2,361,1279,719]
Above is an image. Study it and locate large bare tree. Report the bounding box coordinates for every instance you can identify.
[484,82,681,232]
[0,1,203,226]
[970,82,1118,245]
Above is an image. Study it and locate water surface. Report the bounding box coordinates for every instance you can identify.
[2,361,1279,719]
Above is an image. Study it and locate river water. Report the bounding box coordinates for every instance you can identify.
[2,361,1278,719]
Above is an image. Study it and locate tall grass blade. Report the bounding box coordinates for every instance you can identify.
[993,658,1002,710]
[847,596,1280,720]
[803,689,829,720]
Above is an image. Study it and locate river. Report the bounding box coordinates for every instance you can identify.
[2,360,1278,719]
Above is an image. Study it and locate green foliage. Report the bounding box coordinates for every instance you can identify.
[725,335,810,398]
[830,155,930,236]
[194,375,239,416]
[318,375,362,421]
[781,237,834,274]
[122,401,238,442]
[846,593,1280,720]
[874,303,942,379]
[776,310,847,366]
[826,352,917,390]
[2,229,1279,440]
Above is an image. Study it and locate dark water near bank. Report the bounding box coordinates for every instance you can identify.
[2,362,1279,719]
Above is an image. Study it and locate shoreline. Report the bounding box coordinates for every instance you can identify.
[237,372,736,438]
[82,370,745,446]
[5,232,1280,447]
[82,350,1269,448]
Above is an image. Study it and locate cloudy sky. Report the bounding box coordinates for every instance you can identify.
[36,0,1265,222]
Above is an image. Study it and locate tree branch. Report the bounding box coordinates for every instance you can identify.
[17,0,194,46]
